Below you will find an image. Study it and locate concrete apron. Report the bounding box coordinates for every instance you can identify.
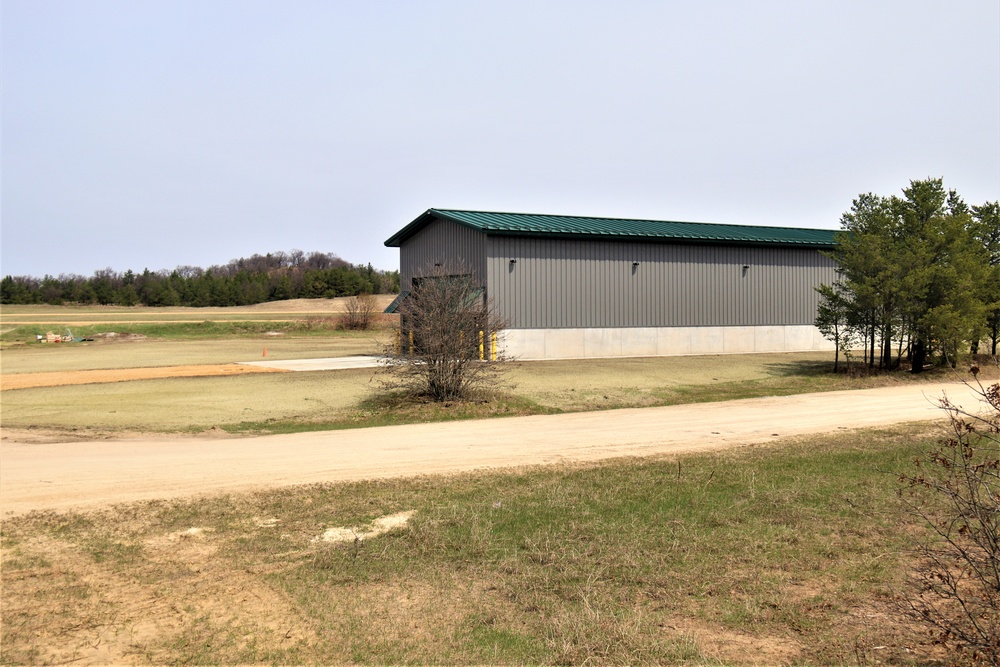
[238,355,385,371]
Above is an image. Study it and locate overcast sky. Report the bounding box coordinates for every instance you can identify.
[2,1,998,278]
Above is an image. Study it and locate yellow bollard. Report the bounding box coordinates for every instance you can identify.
[479,330,485,361]
[491,332,497,361]
[409,330,414,356]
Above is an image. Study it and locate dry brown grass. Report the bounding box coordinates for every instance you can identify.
[4,346,994,439]
[0,363,287,390]
[0,428,955,665]
[507,352,829,409]
[0,369,378,433]
[0,333,391,374]
[0,296,396,321]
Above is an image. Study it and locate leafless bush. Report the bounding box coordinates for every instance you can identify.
[381,265,508,402]
[340,293,378,330]
[898,362,1000,665]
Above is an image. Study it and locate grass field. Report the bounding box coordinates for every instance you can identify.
[2,342,986,437]
[2,302,987,664]
[4,302,989,439]
[0,334,389,374]
[0,297,396,328]
[0,425,951,665]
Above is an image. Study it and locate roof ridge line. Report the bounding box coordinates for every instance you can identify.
[385,208,837,247]
[429,208,834,233]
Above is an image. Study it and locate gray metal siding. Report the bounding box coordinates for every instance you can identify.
[400,218,487,287]
[486,236,837,328]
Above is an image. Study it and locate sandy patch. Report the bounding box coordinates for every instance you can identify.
[314,510,416,544]
[663,617,802,663]
[254,517,281,528]
[2,526,319,666]
[168,527,209,541]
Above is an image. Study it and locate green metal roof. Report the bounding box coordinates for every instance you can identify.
[385,209,837,248]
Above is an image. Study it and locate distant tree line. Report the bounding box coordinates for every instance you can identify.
[0,250,400,307]
[816,178,1000,372]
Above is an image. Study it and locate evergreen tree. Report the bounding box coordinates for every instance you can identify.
[971,201,1000,354]
[818,179,992,372]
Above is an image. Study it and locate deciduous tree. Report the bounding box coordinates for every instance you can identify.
[382,265,507,402]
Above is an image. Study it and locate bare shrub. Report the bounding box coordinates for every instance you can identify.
[898,363,1000,665]
[381,265,508,402]
[340,293,378,330]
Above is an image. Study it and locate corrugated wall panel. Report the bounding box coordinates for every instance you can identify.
[486,236,837,328]
[400,219,487,287]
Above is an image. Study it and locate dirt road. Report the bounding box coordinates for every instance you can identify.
[0,363,288,390]
[0,382,982,516]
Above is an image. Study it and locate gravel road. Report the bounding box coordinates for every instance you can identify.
[0,382,982,516]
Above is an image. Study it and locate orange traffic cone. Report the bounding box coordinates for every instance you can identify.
[262,347,267,357]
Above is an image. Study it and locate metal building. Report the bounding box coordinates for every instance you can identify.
[385,209,838,359]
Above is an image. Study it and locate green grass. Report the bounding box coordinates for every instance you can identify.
[0,318,366,342]
[222,391,561,435]
[655,372,894,405]
[0,426,943,665]
[2,350,987,437]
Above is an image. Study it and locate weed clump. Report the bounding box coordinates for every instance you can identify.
[898,366,1000,665]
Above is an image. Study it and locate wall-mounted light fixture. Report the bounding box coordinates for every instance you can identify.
[509,259,517,264]
[632,261,640,268]
[434,262,442,267]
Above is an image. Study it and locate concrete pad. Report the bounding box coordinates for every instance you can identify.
[238,356,384,371]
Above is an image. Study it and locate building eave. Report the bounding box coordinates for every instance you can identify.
[385,208,838,248]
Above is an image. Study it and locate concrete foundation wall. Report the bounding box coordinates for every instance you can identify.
[501,325,835,360]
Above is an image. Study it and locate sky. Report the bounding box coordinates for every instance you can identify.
[2,1,998,278]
